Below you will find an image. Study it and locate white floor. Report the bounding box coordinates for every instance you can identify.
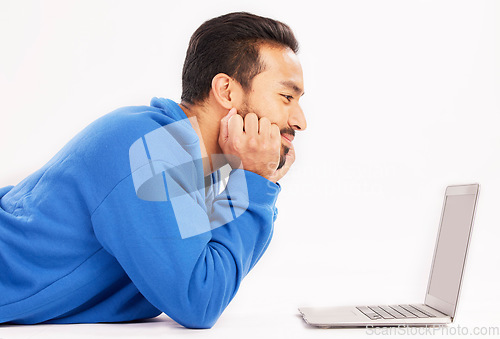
[1,303,498,339]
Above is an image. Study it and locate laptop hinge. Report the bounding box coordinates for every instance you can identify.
[424,303,453,320]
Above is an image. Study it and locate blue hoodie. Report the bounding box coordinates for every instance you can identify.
[0,98,280,328]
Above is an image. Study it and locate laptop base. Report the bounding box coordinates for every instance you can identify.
[298,304,451,328]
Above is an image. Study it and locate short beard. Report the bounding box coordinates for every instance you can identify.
[278,144,289,170]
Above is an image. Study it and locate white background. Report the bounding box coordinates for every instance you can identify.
[0,0,499,338]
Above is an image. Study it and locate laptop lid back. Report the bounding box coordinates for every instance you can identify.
[424,184,479,318]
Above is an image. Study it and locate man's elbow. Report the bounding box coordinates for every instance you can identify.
[175,311,219,329]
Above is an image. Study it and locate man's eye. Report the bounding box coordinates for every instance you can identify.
[281,94,293,102]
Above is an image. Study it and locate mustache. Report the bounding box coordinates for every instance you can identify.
[280,127,295,138]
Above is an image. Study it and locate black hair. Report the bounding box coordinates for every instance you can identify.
[181,12,299,105]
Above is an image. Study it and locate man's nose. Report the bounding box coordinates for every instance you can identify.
[289,104,307,131]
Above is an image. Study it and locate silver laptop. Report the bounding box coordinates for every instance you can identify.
[299,183,480,328]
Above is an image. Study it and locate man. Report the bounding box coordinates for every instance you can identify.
[0,12,306,328]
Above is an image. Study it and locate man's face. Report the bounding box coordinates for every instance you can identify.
[237,44,307,170]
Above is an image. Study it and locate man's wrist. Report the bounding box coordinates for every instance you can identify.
[226,168,281,206]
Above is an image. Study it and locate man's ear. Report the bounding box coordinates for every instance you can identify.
[211,73,243,110]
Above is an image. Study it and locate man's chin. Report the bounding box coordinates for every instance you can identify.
[277,155,286,170]
[277,144,290,170]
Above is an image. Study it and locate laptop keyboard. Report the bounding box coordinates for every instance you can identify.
[356,305,436,320]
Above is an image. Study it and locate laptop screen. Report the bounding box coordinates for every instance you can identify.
[426,188,478,314]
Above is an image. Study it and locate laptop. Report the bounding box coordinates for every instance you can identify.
[298,183,480,328]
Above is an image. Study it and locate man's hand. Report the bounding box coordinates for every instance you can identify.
[219,108,285,183]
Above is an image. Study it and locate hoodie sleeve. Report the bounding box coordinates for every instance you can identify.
[90,168,280,329]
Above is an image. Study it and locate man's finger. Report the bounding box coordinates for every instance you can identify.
[219,108,237,142]
[227,112,244,139]
[258,117,271,137]
[244,113,258,136]
[270,123,281,140]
